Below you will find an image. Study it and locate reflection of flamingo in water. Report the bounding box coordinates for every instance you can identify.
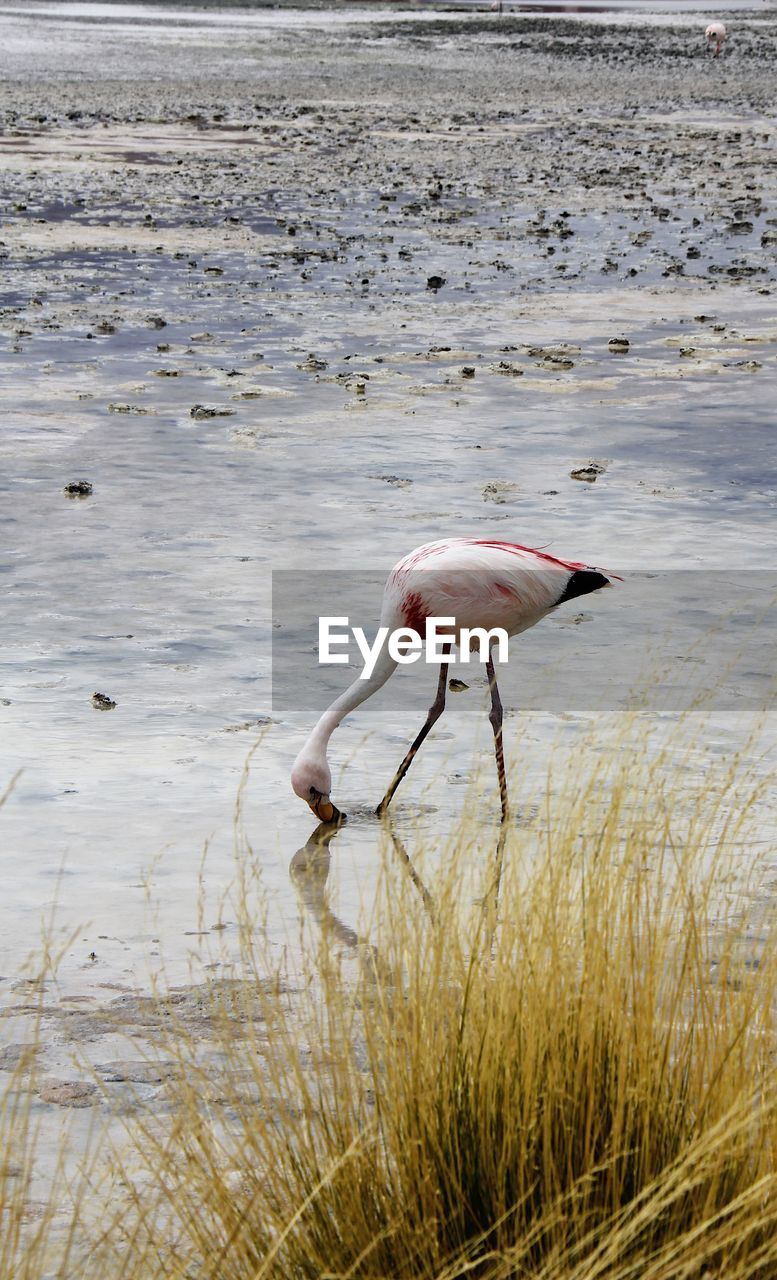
[705,22,727,57]
[290,820,434,978]
[291,538,614,827]
[290,823,361,951]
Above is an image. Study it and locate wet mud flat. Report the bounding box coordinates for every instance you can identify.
[0,0,776,1238]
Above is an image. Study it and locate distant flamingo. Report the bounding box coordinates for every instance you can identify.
[705,21,727,57]
[291,539,614,825]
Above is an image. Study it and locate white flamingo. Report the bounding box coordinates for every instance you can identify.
[291,538,615,825]
[705,22,727,57]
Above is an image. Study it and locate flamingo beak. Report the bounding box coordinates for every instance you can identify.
[308,789,345,825]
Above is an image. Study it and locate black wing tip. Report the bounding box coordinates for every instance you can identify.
[557,569,610,605]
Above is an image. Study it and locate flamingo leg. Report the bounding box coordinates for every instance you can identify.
[386,823,436,920]
[486,653,509,825]
[376,655,449,815]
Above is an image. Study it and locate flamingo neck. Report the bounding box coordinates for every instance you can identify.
[307,648,398,758]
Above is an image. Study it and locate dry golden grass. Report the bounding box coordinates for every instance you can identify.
[3,724,777,1278]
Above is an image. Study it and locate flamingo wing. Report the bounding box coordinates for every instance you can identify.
[385,538,591,637]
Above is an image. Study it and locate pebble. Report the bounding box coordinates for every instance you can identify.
[570,463,607,483]
[190,404,235,419]
[297,354,328,372]
[91,692,117,710]
[607,337,630,353]
[39,1079,99,1108]
[63,479,92,497]
[482,481,519,503]
[540,355,575,370]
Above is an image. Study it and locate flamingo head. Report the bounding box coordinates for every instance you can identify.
[291,751,344,825]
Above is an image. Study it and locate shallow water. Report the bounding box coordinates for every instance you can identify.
[0,1,775,1007]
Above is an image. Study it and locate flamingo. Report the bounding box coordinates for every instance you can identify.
[705,21,727,57]
[291,539,615,826]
